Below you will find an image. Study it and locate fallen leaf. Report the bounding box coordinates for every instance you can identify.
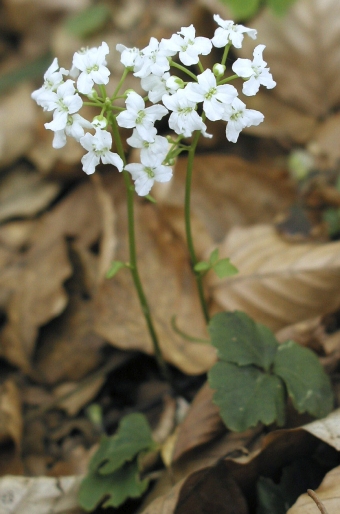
[0,237,72,372]
[208,224,340,331]
[0,380,23,475]
[0,165,61,223]
[287,466,340,514]
[0,475,83,514]
[93,200,216,375]
[302,408,340,451]
[0,84,36,168]
[172,382,225,462]
[238,0,340,119]
[155,155,294,243]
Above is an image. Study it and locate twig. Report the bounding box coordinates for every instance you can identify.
[307,489,329,514]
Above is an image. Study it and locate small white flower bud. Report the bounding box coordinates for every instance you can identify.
[92,115,108,129]
[213,63,226,79]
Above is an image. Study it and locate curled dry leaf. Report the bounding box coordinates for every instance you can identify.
[0,475,83,514]
[288,466,340,514]
[302,408,340,451]
[0,166,61,223]
[0,238,72,372]
[238,0,340,119]
[208,224,340,331]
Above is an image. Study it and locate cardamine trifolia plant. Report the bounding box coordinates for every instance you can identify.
[32,14,333,510]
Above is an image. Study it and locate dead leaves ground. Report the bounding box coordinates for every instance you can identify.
[2,0,340,513]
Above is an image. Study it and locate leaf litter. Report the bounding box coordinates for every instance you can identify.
[2,0,340,512]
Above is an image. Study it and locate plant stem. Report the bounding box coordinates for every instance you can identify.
[184,131,210,323]
[110,117,171,382]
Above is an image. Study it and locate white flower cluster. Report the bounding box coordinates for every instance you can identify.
[31,15,276,196]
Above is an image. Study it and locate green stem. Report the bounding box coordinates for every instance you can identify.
[169,60,198,81]
[221,43,231,66]
[111,68,129,101]
[185,131,210,323]
[218,74,239,85]
[110,117,171,382]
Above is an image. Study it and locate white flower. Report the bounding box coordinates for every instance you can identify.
[212,14,257,49]
[186,69,237,121]
[141,72,180,103]
[232,44,276,96]
[127,129,169,161]
[133,38,172,78]
[80,129,123,175]
[44,80,83,132]
[72,42,110,94]
[116,91,168,142]
[31,58,68,108]
[162,25,212,66]
[116,44,143,69]
[222,97,264,142]
[125,153,173,196]
[51,114,93,149]
[162,88,207,137]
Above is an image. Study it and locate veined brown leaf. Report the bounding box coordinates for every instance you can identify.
[208,224,340,331]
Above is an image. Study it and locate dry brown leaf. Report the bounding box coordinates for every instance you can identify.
[53,377,105,417]
[208,224,340,331]
[302,408,340,451]
[311,113,340,168]
[0,475,83,514]
[0,84,36,169]
[0,238,72,372]
[288,466,340,514]
[172,382,225,463]
[93,200,216,375]
[155,155,294,243]
[238,0,340,119]
[0,380,23,476]
[0,166,61,223]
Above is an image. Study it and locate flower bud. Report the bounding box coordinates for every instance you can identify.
[166,76,184,91]
[213,63,226,79]
[92,115,108,129]
[87,89,98,100]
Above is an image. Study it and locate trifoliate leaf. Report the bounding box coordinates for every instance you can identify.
[209,311,278,371]
[274,340,333,418]
[78,459,149,511]
[212,258,238,279]
[64,4,111,38]
[89,413,154,474]
[208,361,285,431]
[106,260,126,279]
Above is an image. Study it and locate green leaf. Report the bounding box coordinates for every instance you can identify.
[63,4,111,38]
[212,258,238,279]
[256,476,287,514]
[78,458,149,511]
[208,361,285,431]
[106,260,126,279]
[267,0,296,16]
[274,340,333,418]
[194,261,211,272]
[209,311,278,371]
[0,53,52,95]
[89,413,154,474]
[209,248,219,265]
[219,0,261,19]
